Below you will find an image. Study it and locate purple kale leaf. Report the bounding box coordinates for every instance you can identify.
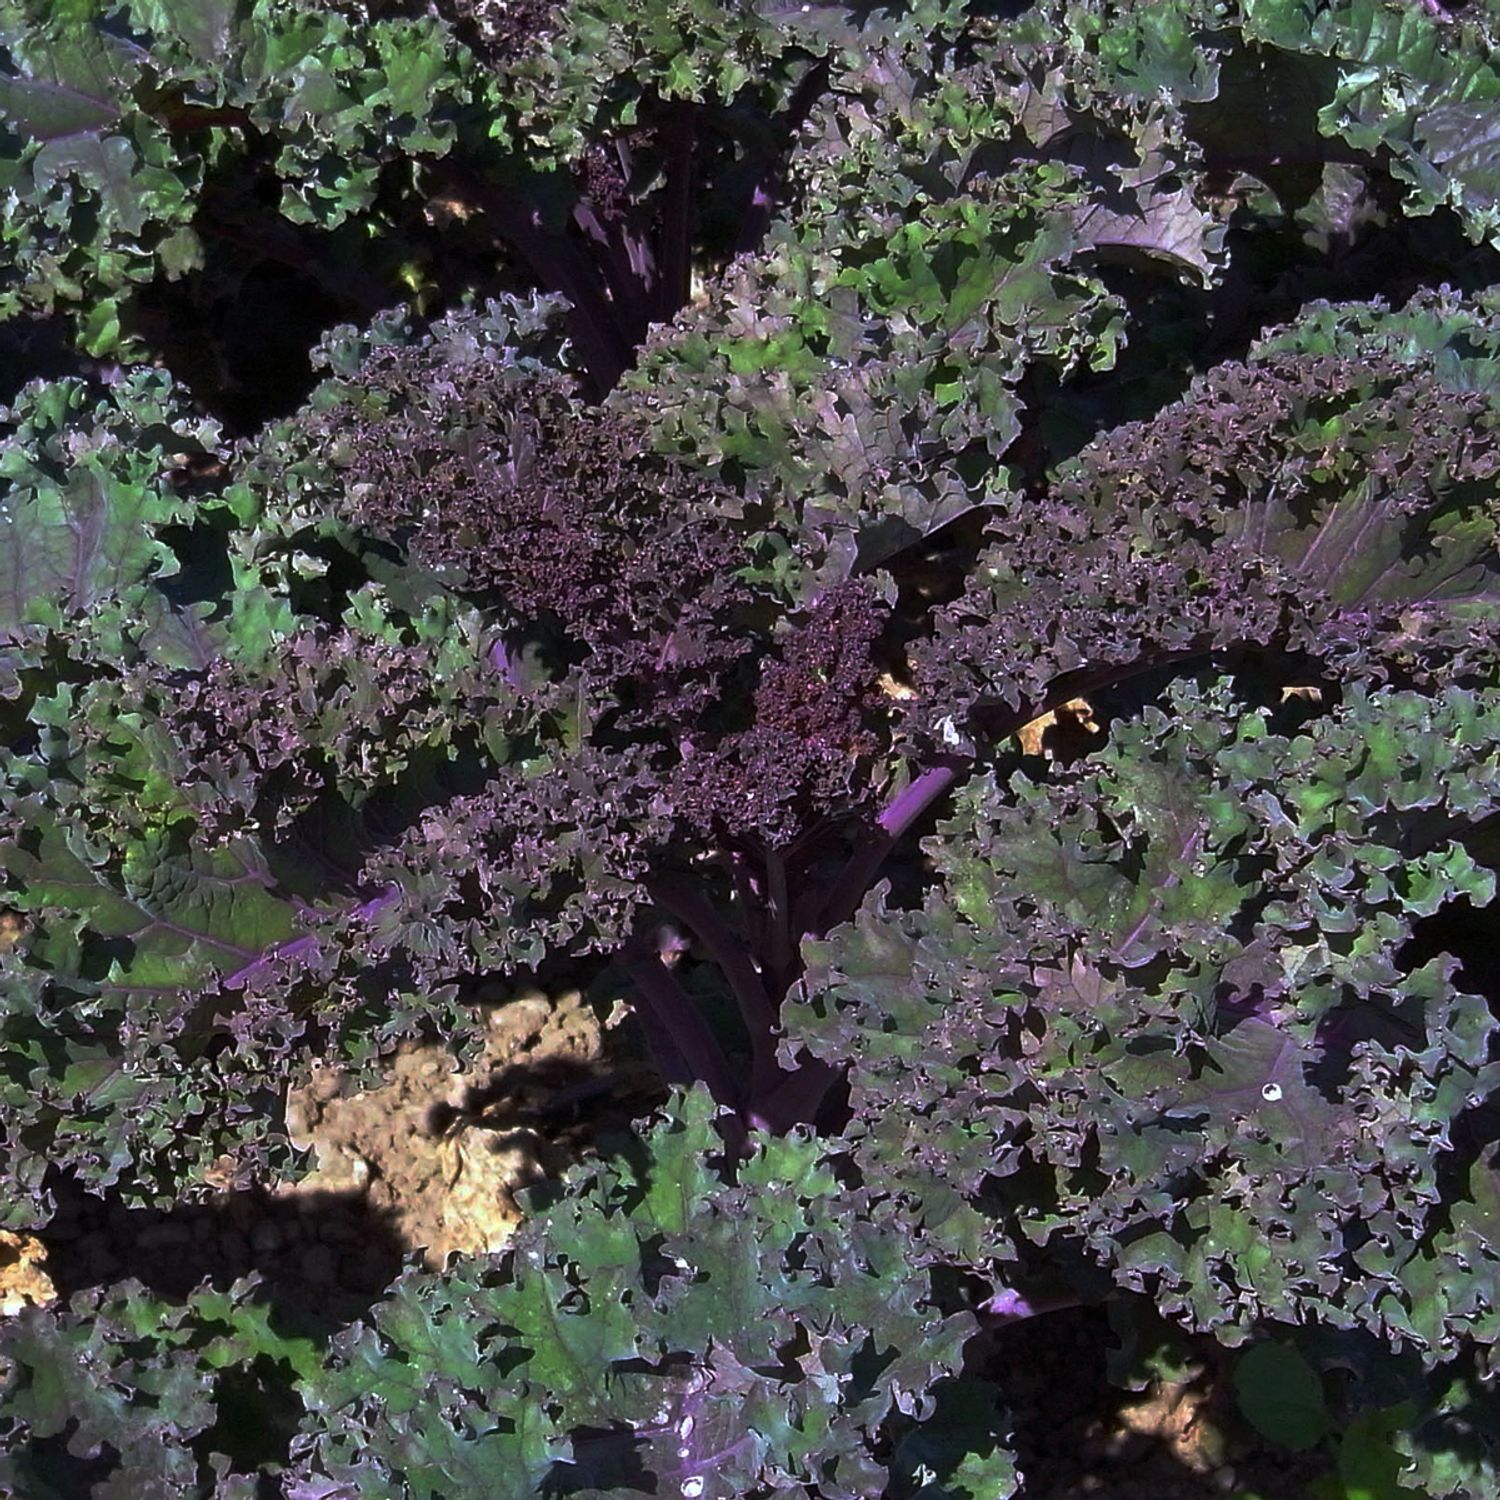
[318,351,755,725]
[910,350,1500,749]
[672,579,891,849]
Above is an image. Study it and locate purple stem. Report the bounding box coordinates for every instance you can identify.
[747,1053,842,1132]
[616,967,693,1087]
[721,848,768,957]
[437,160,633,392]
[764,848,795,993]
[732,59,831,257]
[816,756,971,935]
[648,877,782,1093]
[978,1289,1085,1324]
[657,101,697,322]
[222,885,401,991]
[622,945,742,1111]
[571,198,655,345]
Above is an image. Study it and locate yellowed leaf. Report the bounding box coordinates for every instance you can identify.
[0,1231,56,1317]
[1015,697,1099,757]
[878,670,917,701]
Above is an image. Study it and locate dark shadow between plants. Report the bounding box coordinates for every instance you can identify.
[35,1170,407,1336]
[1026,196,1500,478]
[124,138,498,436]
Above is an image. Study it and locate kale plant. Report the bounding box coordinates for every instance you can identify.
[5,0,1500,1495]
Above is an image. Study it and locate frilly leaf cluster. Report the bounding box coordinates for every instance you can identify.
[7,4,1500,1497]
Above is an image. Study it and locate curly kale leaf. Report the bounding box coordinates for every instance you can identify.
[0,1274,321,1496]
[0,369,220,665]
[790,678,1500,1359]
[311,341,755,726]
[673,579,891,849]
[291,1086,994,1500]
[624,54,1141,597]
[356,744,676,977]
[911,333,1500,749]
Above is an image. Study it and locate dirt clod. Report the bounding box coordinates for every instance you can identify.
[278,986,650,1268]
[0,1231,55,1316]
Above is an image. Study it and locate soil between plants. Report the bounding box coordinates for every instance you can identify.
[24,985,661,1329]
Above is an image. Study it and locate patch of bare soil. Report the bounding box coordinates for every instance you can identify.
[989,1305,1329,1498]
[0,1232,55,1316]
[28,987,661,1327]
[279,985,657,1268]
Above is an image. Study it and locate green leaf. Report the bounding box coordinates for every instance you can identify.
[1234,1342,1330,1452]
[295,1089,983,1495]
[0,24,128,140]
[0,815,300,1001]
[123,0,241,69]
[1337,1404,1417,1500]
[0,370,218,654]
